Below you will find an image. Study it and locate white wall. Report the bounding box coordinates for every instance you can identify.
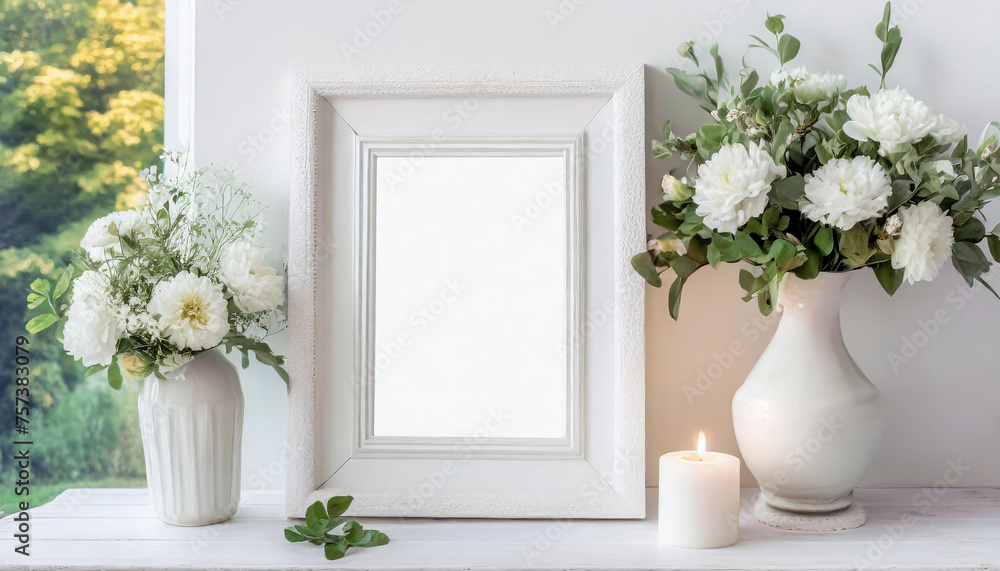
[176,0,1000,489]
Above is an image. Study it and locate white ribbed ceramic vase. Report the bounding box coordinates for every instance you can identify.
[732,272,883,528]
[138,349,243,526]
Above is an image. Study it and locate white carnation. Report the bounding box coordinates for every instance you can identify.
[692,141,786,234]
[843,88,939,155]
[891,201,955,284]
[799,157,893,230]
[148,271,230,351]
[80,210,150,262]
[219,242,285,313]
[61,271,125,367]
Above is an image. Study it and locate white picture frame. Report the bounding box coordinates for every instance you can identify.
[286,64,646,518]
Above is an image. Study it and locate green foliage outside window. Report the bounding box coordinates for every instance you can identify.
[0,0,165,512]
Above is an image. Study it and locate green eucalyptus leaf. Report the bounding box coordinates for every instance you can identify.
[667,67,714,111]
[294,524,322,539]
[107,359,123,391]
[770,175,805,209]
[30,278,51,296]
[988,234,1000,263]
[739,67,759,99]
[777,34,800,64]
[764,14,785,35]
[324,538,350,561]
[875,1,891,41]
[734,231,764,258]
[25,313,58,334]
[669,255,701,279]
[631,252,662,287]
[284,528,307,543]
[954,217,986,243]
[813,226,835,256]
[326,495,354,518]
[839,224,874,266]
[53,267,74,299]
[306,501,328,528]
[952,241,991,286]
[668,275,687,320]
[769,239,798,269]
[354,530,390,548]
[793,249,822,280]
[696,123,726,159]
[343,521,365,544]
[651,204,682,231]
[873,262,904,296]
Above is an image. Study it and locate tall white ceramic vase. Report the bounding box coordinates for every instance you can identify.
[732,272,882,531]
[138,348,244,526]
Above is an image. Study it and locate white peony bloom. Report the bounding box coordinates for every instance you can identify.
[148,271,230,351]
[788,68,846,105]
[692,141,786,234]
[219,241,285,313]
[799,157,893,230]
[932,113,967,145]
[80,210,150,262]
[61,271,125,367]
[843,88,940,155]
[891,201,955,284]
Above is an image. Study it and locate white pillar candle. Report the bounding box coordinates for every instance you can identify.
[658,432,741,548]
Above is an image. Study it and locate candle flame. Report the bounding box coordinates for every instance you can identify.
[697,431,706,457]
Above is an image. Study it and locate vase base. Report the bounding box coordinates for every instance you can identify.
[754,494,867,532]
[157,513,235,527]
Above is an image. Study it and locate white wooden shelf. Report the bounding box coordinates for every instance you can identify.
[2,487,998,570]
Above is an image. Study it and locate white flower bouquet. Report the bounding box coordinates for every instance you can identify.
[25,152,288,387]
[634,3,1000,318]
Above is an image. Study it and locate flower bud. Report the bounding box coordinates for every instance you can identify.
[648,234,687,256]
[884,213,902,237]
[120,352,155,379]
[661,174,694,201]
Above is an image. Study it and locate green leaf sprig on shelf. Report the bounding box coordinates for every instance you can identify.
[636,3,1000,319]
[284,496,390,561]
[25,151,289,387]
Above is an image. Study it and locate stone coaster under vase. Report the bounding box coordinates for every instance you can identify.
[754,494,867,532]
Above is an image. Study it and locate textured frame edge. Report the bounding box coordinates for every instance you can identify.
[286,63,646,518]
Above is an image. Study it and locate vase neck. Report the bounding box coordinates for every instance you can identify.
[777,272,852,324]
